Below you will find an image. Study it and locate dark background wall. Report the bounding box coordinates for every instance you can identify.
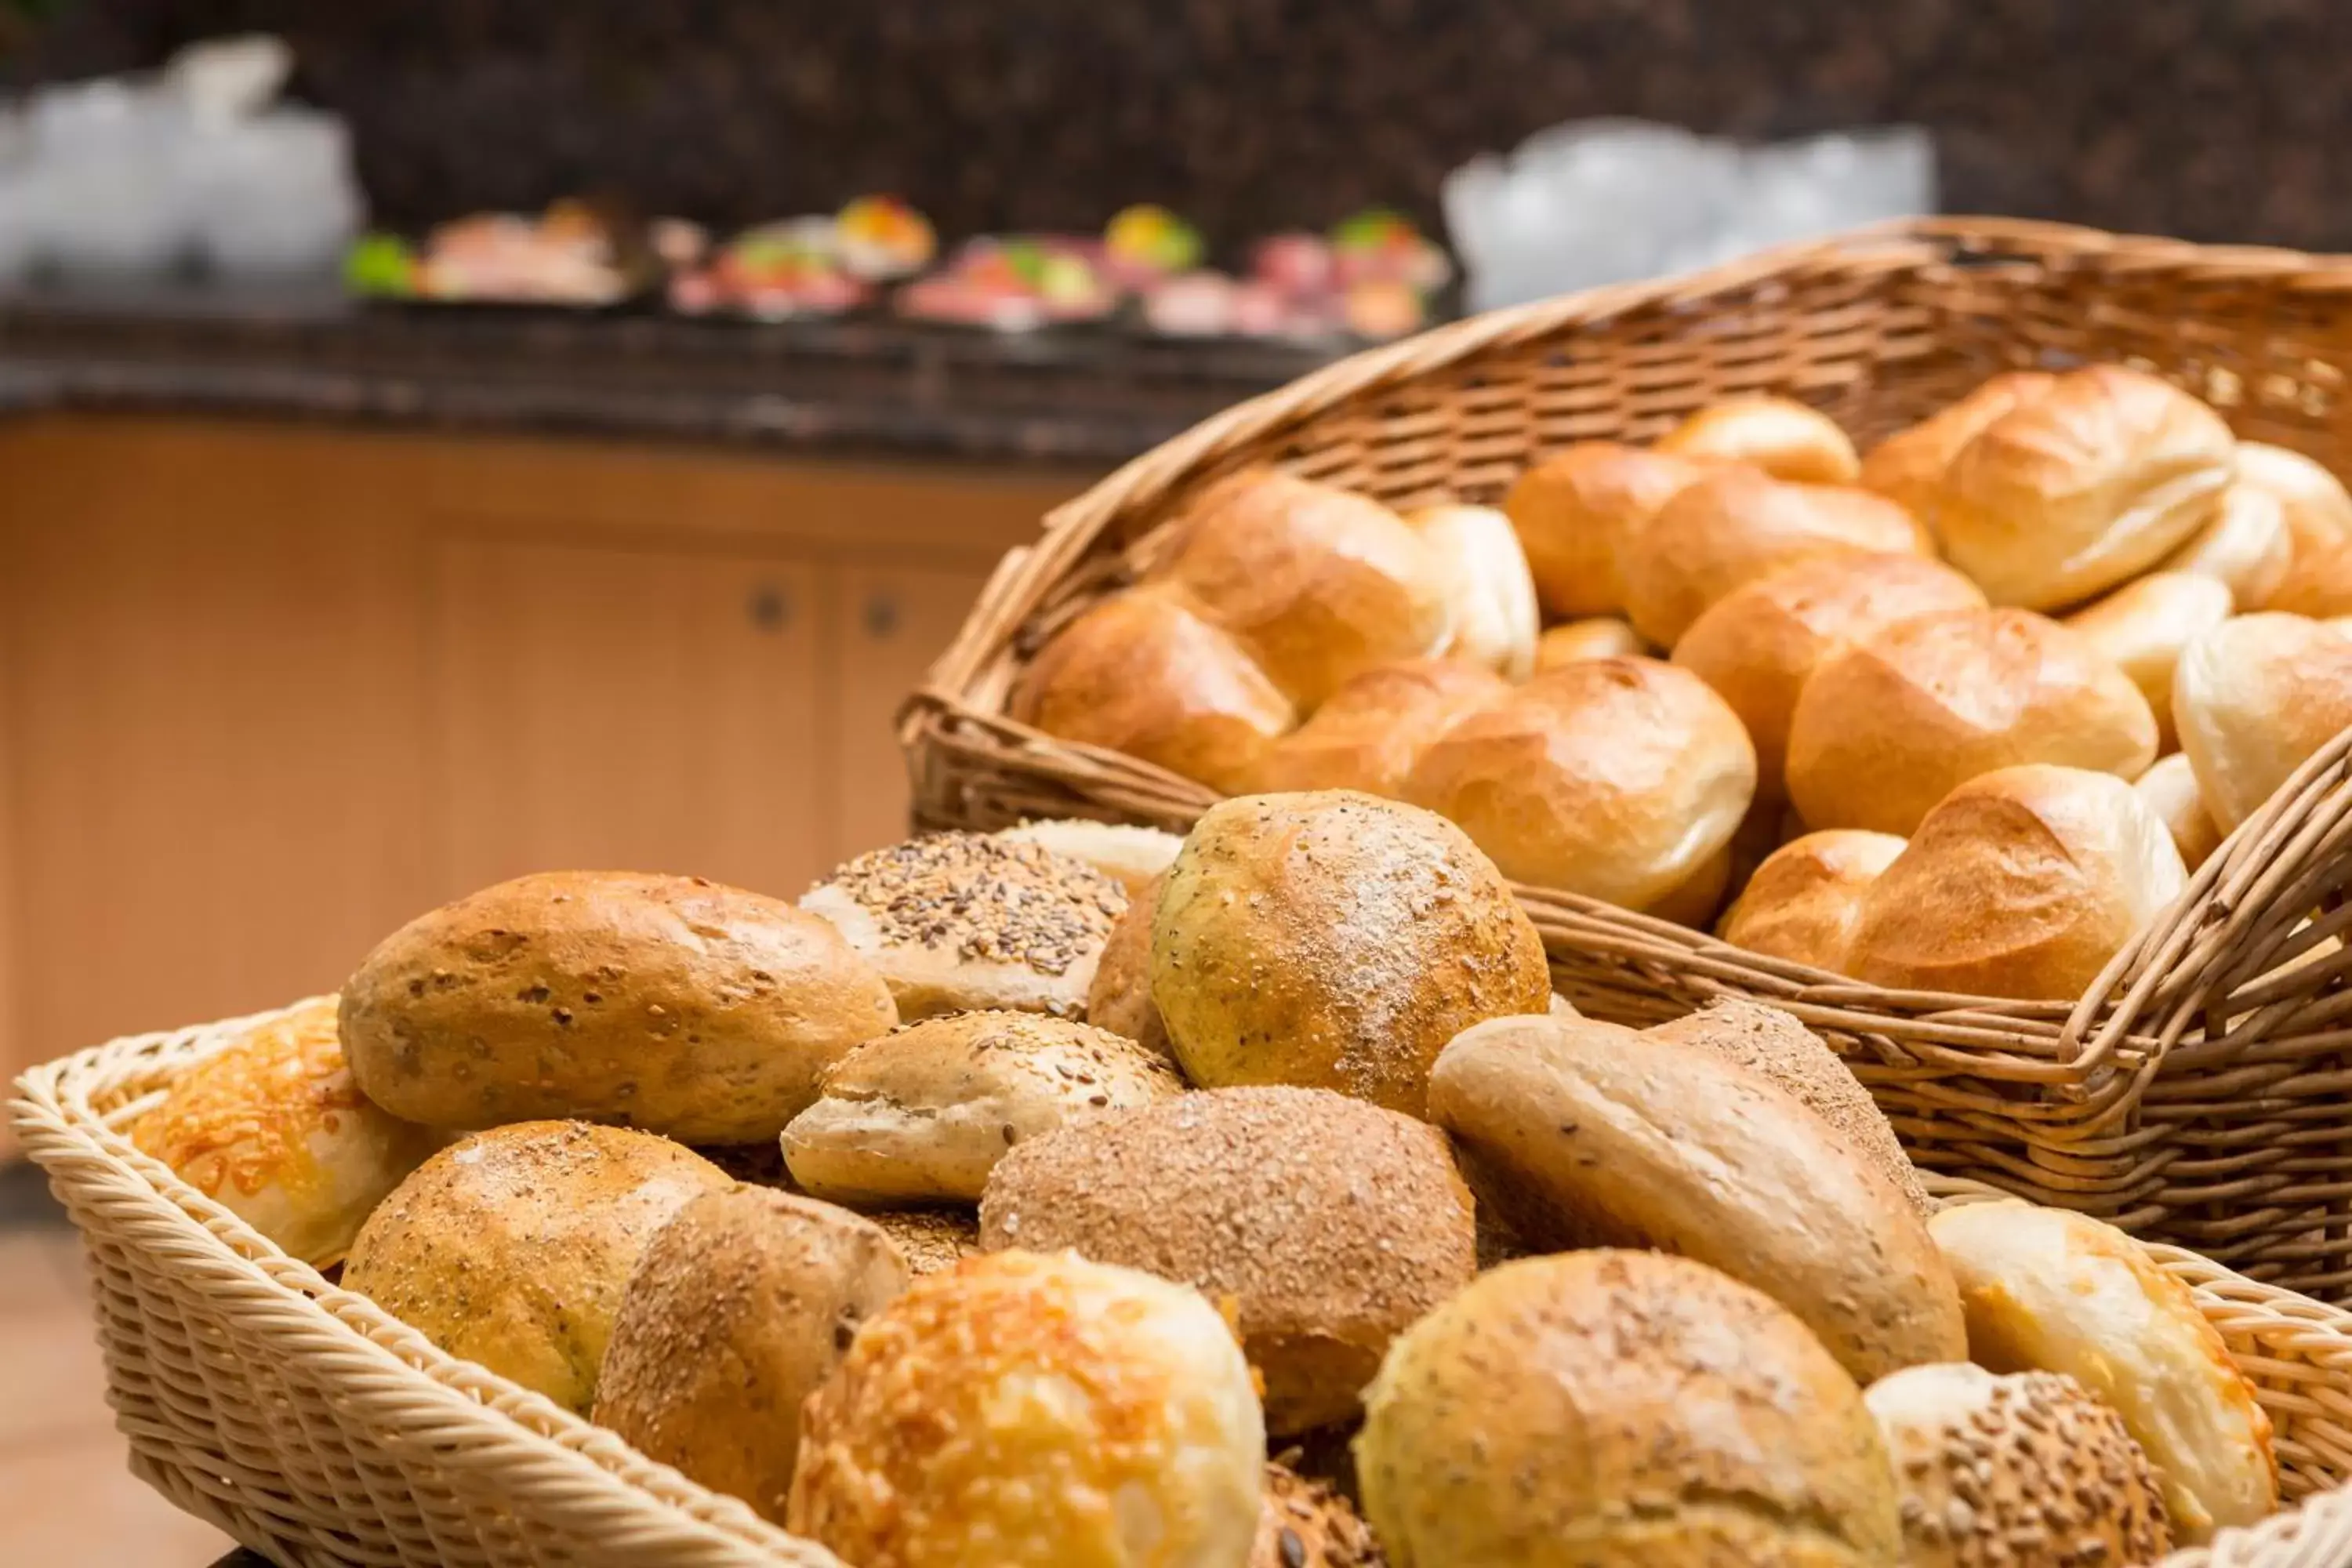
[4,0,2343,251]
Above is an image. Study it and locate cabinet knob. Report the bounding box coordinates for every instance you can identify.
[747,584,792,631]
[863,592,901,640]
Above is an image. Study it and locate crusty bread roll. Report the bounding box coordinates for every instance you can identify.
[1622,464,1927,647]
[1858,370,2056,527]
[343,1122,731,1414]
[2173,613,2352,830]
[2136,752,2225,870]
[1162,467,1451,710]
[2237,441,2352,612]
[132,996,441,1266]
[2063,570,2234,752]
[1641,841,1732,928]
[980,1086,1475,1434]
[995,819,1183,898]
[1933,364,2234,610]
[1011,587,1297,794]
[1245,657,1505,799]
[1785,607,2159,835]
[1253,1464,1380,1568]
[788,1249,1265,1568]
[1404,503,1538,679]
[1655,394,1862,484]
[1847,765,2187,1001]
[1503,441,1709,618]
[341,873,897,1143]
[1403,656,1757,909]
[1356,1250,1903,1567]
[1929,1200,2278,1542]
[783,1012,1183,1205]
[2161,478,2292,608]
[1152,792,1551,1116]
[591,1188,909,1522]
[1673,552,1987,798]
[1534,615,1643,670]
[1083,869,1171,1060]
[1717,829,1905,976]
[1864,1362,2174,1568]
[801,833,1127,1020]
[2266,523,2352,617]
[866,1207,979,1277]
[1429,1012,1965,1382]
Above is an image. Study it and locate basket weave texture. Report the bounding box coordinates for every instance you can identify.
[902,217,2352,1299]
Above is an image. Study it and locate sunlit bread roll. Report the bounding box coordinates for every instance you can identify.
[1673,552,1987,798]
[1502,441,1709,617]
[2063,571,2234,752]
[1655,393,1862,484]
[1244,657,1506,799]
[2135,752,2225,870]
[1857,370,2056,526]
[1355,1250,1904,1568]
[1621,465,1927,647]
[2236,441,2352,612]
[2160,478,2292,608]
[1785,607,2158,836]
[995,819,1183,898]
[1929,1200,2278,1542]
[1534,616,1643,670]
[1403,656,1756,909]
[2173,612,2352,831]
[1846,765,2188,1001]
[1717,829,1905,976]
[1011,587,1296,794]
[1404,503,1538,679]
[1933,364,2234,609]
[1161,466,1451,710]
[787,1249,1265,1568]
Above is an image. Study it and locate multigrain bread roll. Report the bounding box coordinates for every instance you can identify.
[1356,1250,1903,1568]
[1252,1464,1382,1568]
[782,1012,1183,1205]
[1503,441,1709,618]
[1785,607,2158,836]
[995,819,1183,898]
[591,1189,909,1523]
[1403,657,1756,909]
[1428,1012,1965,1382]
[788,1250,1265,1568]
[2136,753,2226,869]
[340,873,896,1143]
[342,1122,731,1414]
[2236,441,2352,612]
[1084,869,1171,1060]
[1245,658,1506,799]
[1654,393,1861,484]
[801,833,1127,1020]
[1858,370,2056,527]
[2161,478,2292,608]
[132,996,441,1266]
[1151,792,1551,1116]
[1404,503,1538,679]
[1929,1201,2278,1542]
[1534,616,1644,670]
[2173,613,2352,831]
[2063,571,2234,752]
[1716,829,1906,975]
[866,1207,980,1276]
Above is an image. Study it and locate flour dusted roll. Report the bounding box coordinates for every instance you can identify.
[1404,503,1538,679]
[2173,613,2352,830]
[1717,829,1905,976]
[2161,478,2292,608]
[1503,441,1708,618]
[2136,752,2226,869]
[1655,394,1861,484]
[1534,616,1643,670]
[2236,441,2352,612]
[2063,570,2234,751]
[996,819,1184,898]
[1858,370,2056,528]
[1246,657,1505,799]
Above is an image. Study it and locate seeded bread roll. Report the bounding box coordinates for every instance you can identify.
[801,833,1127,1020]
[995,819,1183,898]
[1405,503,1539,680]
[1253,1463,1382,1568]
[1083,869,1171,1062]
[2136,753,2226,870]
[1246,658,1507,799]
[866,1207,980,1276]
[2236,441,2352,612]
[1534,616,1644,671]
[2173,613,2352,831]
[1504,441,1710,618]
[1859,371,2057,528]
[1655,394,1861,484]
[2161,478,2292,608]
[1716,829,1906,975]
[2063,571,2234,752]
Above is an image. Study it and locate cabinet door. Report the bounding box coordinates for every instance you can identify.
[833,560,997,861]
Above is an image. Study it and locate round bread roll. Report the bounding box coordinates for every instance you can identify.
[1245,657,1506,799]
[2265,522,2352,618]
[1403,657,1757,909]
[2173,613,2352,830]
[1717,829,1905,976]
[2136,752,2225,870]
[1929,1200,2278,1542]
[866,1207,980,1276]
[2237,441,2352,612]
[787,1249,1265,1568]
[1428,1012,1965,1383]
[1253,1463,1381,1568]
[1655,393,1861,484]
[1162,467,1451,710]
[1933,364,2234,610]
[1848,765,2187,1002]
[1785,607,2159,836]
[1673,552,1988,798]
[1404,503,1538,680]
[801,833,1127,1020]
[2063,570,2234,752]
[1858,370,2056,527]
[2161,478,2292,608]
[783,1012,1183,1205]
[1642,841,1732,928]
[1864,1362,2174,1568]
[1084,869,1171,1061]
[1356,1250,1904,1568]
[1503,441,1709,618]
[591,1188,909,1523]
[341,872,897,1143]
[342,1121,730,1413]
[1622,464,1926,648]
[979,1086,1476,1435]
[1151,792,1551,1116]
[1534,615,1643,671]
[996,819,1183,898]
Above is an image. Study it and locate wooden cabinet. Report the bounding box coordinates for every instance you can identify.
[833,560,1000,858]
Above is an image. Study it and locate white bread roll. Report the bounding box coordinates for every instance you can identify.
[1716,829,1906,975]
[1245,656,1506,799]
[2135,752,2225,870]
[2160,477,2292,608]
[1534,616,1643,671]
[1859,370,2056,528]
[995,819,1183,897]
[2062,570,2234,752]
[2173,612,2352,830]
[1504,441,1711,617]
[2237,441,2352,613]
[1405,503,1539,679]
[1655,394,1861,484]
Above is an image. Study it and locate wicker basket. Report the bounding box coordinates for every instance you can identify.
[902,217,2352,1299]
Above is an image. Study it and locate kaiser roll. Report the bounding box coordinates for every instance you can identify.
[1245,656,1505,799]
[1716,829,1906,977]
[2063,570,2234,752]
[2236,441,2352,612]
[1404,503,1538,679]
[1654,393,1861,484]
[1503,441,1709,618]
[2160,477,2292,608]
[2173,612,2352,829]
[1857,370,2056,526]
[2135,752,2225,870]
[1534,616,1643,670]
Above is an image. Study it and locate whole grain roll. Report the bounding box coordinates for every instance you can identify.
[2136,752,2226,870]
[1859,370,2057,528]
[2174,613,2352,830]
[2063,570,2234,752]
[1716,829,1906,976]
[994,819,1184,898]
[1503,441,1709,619]
[1245,657,1506,800]
[865,1207,979,1276]
[2161,478,2292,608]
[2237,441,2352,612]
[1404,503,1538,680]
[1084,869,1171,1060]
[1533,616,1644,671]
[1252,1463,1383,1568]
[1655,394,1861,484]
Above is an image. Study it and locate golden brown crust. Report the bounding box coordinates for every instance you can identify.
[2237,441,2352,612]
[1655,394,1862,485]
[2174,613,2352,830]
[1716,828,1905,975]
[2062,570,2234,752]
[1246,657,1506,798]
[1534,616,1644,671]
[1403,503,1539,680]
[1641,840,1732,927]
[2161,478,2292,608]
[1859,371,2057,528]
[1083,870,1173,1062]
[2135,753,2225,870]
[1503,441,1710,618]
[1254,1462,1385,1568]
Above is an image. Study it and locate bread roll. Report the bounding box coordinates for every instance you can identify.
[2136,752,2225,869]
[995,819,1183,898]
[980,1086,1475,1434]
[1929,1200,2278,1542]
[1534,616,1643,670]
[866,1207,979,1276]
[132,996,441,1267]
[1151,792,1551,1117]
[1253,1464,1381,1568]
[1858,370,2056,526]
[1428,1012,1965,1382]
[2063,570,2234,752]
[591,1188,909,1522]
[1404,503,1538,679]
[1934,364,2234,609]
[783,1012,1183,1205]
[788,1250,1265,1568]
[2174,613,2352,829]
[1356,1250,1903,1567]
[1503,441,1708,618]
[1717,829,1905,975]
[1622,465,1926,647]
[2237,441,2352,612]
[2265,523,2352,617]
[1785,607,2158,835]
[1673,552,1988,798]
[1012,588,1297,794]
[1162,467,1450,710]
[1245,657,1505,799]
[343,1122,730,1413]
[1084,869,1171,1062]
[801,833,1127,1019]
[341,873,896,1143]
[1847,765,2187,1001]
[1642,841,1732,927]
[1655,394,1862,484]
[2161,478,2292,608]
[1403,657,1757,909]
